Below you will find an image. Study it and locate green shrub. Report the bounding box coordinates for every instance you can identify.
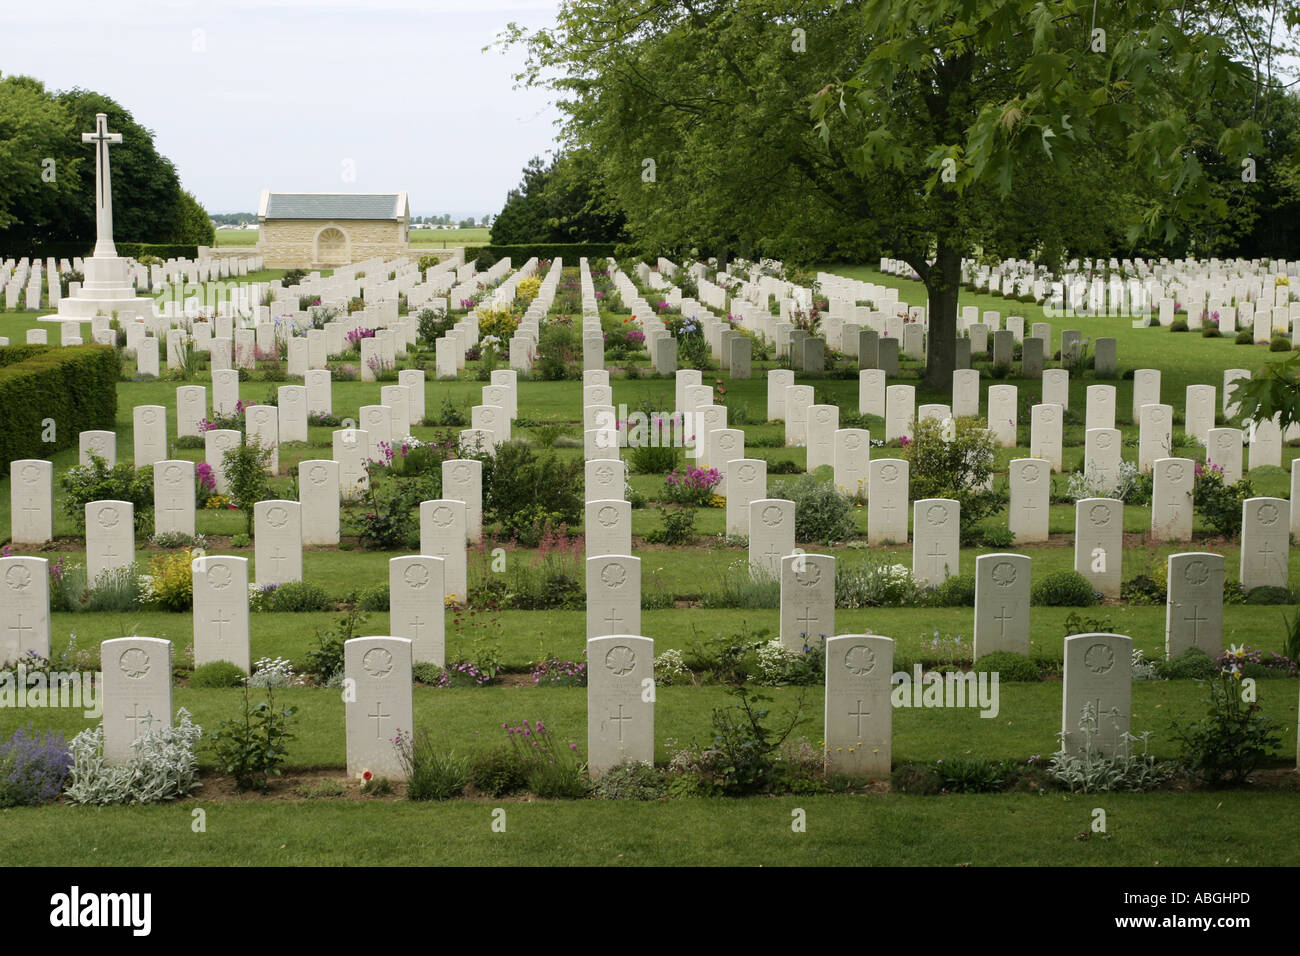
[468,747,528,796]
[1174,673,1283,785]
[1120,574,1166,605]
[222,438,276,535]
[83,567,143,612]
[411,661,442,684]
[1031,570,1099,606]
[1154,647,1219,681]
[258,581,332,613]
[927,573,975,607]
[973,652,1041,682]
[208,686,296,792]
[1193,466,1252,538]
[703,685,807,794]
[1244,585,1291,605]
[1202,327,1222,338]
[0,345,117,464]
[643,505,695,544]
[60,458,154,533]
[536,323,578,381]
[1170,319,1189,332]
[303,608,363,682]
[393,729,469,800]
[932,756,1011,793]
[506,720,588,798]
[626,442,680,474]
[981,526,1015,548]
[835,559,918,608]
[416,306,453,346]
[1235,329,1253,344]
[697,560,780,609]
[482,442,583,543]
[903,416,1001,541]
[357,584,390,611]
[591,761,668,800]
[190,661,247,688]
[770,474,856,544]
[1270,334,1292,351]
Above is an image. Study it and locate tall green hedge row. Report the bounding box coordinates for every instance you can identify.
[464,243,618,268]
[0,345,119,465]
[0,241,200,262]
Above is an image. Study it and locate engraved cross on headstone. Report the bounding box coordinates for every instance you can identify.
[124,703,154,740]
[212,610,231,638]
[1184,604,1208,639]
[10,613,33,642]
[994,605,1012,637]
[796,606,818,635]
[927,541,946,575]
[848,699,870,737]
[609,703,631,742]
[368,701,390,738]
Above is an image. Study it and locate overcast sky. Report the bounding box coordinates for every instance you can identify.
[5,0,565,217]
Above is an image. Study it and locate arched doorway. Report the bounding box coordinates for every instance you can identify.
[314,226,349,266]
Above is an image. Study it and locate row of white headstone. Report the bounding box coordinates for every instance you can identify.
[57,625,1153,782]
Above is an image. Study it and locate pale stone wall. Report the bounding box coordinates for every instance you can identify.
[258,219,408,269]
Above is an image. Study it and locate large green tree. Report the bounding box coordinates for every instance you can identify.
[505,0,1282,389]
[491,150,626,244]
[0,75,83,244]
[0,76,213,250]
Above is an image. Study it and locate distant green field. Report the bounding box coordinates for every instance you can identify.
[212,229,259,247]
[213,227,491,249]
[409,227,491,246]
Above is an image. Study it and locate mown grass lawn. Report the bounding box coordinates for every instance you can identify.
[5,791,1297,866]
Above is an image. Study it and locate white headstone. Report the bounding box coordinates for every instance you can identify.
[867,459,909,545]
[85,500,133,584]
[1074,498,1122,600]
[1240,497,1290,592]
[192,555,250,673]
[1008,458,1050,544]
[344,636,413,780]
[748,498,795,578]
[298,459,341,546]
[419,499,468,605]
[389,556,446,665]
[974,553,1032,658]
[0,556,51,664]
[823,634,893,778]
[1061,632,1131,756]
[1165,552,1224,658]
[586,555,641,639]
[254,500,302,586]
[102,636,173,764]
[780,554,835,651]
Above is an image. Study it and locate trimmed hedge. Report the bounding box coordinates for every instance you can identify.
[116,243,200,261]
[0,345,118,465]
[0,241,199,262]
[464,243,618,267]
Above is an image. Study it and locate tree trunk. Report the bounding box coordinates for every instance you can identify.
[922,242,961,394]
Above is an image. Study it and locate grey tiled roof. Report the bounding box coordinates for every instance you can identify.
[264,193,403,220]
